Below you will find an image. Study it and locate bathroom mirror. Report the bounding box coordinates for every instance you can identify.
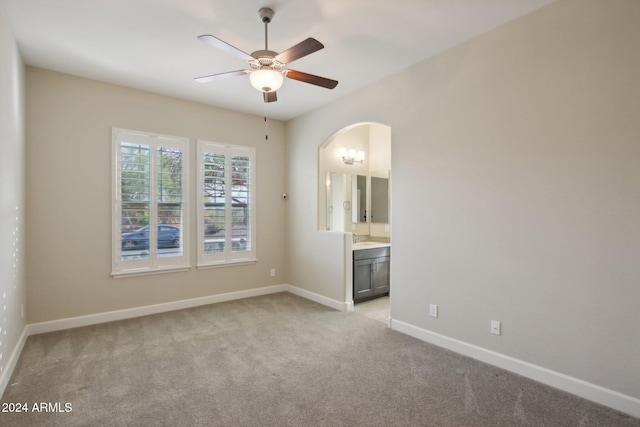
[351,174,367,223]
[371,170,389,223]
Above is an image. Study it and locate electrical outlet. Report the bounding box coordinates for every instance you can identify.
[429,304,438,318]
[270,268,276,277]
[491,320,501,335]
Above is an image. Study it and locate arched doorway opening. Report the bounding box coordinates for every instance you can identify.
[318,122,392,320]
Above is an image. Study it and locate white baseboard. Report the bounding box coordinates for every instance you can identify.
[390,318,640,419]
[25,284,347,336]
[285,285,351,312]
[0,326,29,398]
[27,284,289,335]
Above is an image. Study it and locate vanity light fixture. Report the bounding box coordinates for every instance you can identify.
[341,148,365,165]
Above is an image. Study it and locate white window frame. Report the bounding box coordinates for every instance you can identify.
[197,140,256,268]
[112,128,190,277]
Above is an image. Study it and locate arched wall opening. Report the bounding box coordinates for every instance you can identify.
[318,122,391,237]
[317,122,392,309]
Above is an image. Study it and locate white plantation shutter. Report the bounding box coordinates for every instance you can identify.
[198,141,256,267]
[230,154,252,252]
[120,142,151,256]
[112,129,189,276]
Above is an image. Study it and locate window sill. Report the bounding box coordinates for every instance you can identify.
[197,259,257,270]
[111,265,191,278]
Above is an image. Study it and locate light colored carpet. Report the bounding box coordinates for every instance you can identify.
[1,292,638,426]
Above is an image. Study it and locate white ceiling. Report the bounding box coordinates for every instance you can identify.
[4,0,556,121]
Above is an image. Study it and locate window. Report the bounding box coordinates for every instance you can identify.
[197,140,256,267]
[112,129,189,276]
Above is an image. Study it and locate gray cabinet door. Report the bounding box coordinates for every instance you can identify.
[354,259,374,300]
[371,256,390,295]
[353,247,390,303]
[354,256,390,302]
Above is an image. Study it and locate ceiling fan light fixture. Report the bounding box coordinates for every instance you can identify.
[195,7,337,103]
[250,68,283,93]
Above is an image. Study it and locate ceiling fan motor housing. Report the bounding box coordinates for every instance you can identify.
[259,7,274,23]
[250,50,283,69]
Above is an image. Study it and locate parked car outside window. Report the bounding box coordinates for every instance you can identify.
[121,225,180,250]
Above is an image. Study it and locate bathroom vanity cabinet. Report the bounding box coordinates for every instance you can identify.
[353,246,390,303]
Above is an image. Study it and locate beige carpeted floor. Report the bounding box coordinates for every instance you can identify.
[1,292,638,426]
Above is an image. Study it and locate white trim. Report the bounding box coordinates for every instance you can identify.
[22,284,348,337]
[0,326,29,398]
[27,285,288,335]
[196,259,257,269]
[390,318,640,419]
[345,300,355,312]
[111,265,191,278]
[285,285,351,312]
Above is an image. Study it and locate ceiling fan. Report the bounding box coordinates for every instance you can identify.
[195,7,338,103]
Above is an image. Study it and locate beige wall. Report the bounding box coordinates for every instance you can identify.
[25,67,287,323]
[0,0,26,390]
[287,0,640,405]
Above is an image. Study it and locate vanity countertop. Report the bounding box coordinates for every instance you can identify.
[353,241,391,251]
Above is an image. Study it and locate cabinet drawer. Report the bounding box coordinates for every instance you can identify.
[353,246,390,260]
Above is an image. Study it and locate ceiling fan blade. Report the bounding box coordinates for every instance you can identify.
[263,91,278,103]
[194,70,250,83]
[285,70,338,89]
[275,38,324,64]
[197,35,254,62]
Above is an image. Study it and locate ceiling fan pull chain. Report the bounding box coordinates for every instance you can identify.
[264,104,269,141]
